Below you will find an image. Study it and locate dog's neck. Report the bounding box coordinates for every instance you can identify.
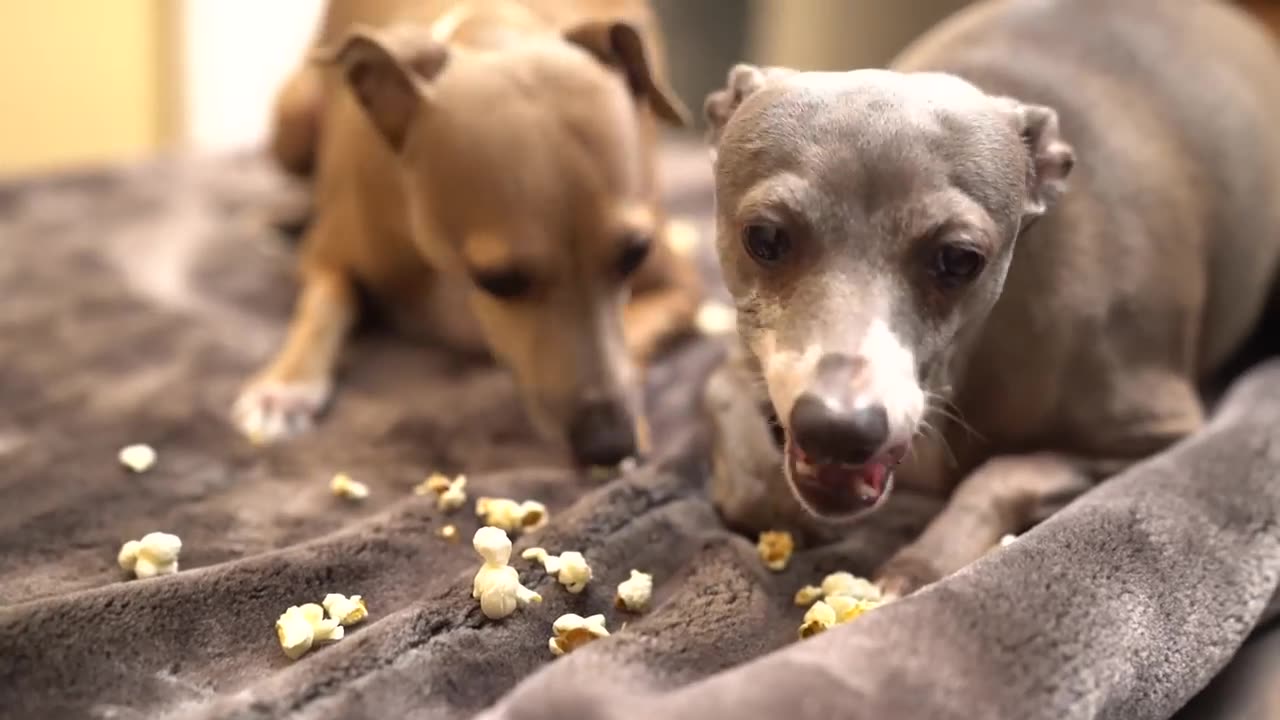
[430,1,547,47]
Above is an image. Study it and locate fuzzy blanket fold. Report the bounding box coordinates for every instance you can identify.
[1,149,1278,720]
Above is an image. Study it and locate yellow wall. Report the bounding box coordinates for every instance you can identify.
[0,0,175,178]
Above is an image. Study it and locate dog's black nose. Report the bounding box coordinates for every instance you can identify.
[788,392,888,465]
[568,400,637,468]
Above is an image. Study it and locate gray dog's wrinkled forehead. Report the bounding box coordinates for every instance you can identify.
[717,70,1027,217]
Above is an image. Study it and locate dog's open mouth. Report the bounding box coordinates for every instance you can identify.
[784,437,905,518]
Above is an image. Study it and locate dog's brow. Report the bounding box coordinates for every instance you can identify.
[735,173,810,223]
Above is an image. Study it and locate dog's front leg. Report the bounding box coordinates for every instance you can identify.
[874,452,1102,598]
[232,262,357,444]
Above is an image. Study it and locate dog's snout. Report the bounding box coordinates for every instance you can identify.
[788,392,889,465]
[568,399,637,468]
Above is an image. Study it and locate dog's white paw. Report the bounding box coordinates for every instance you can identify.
[232,378,332,445]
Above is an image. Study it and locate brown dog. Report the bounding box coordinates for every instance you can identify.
[702,0,1280,595]
[234,0,702,468]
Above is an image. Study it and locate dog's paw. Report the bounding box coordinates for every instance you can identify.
[232,378,332,445]
[873,553,944,600]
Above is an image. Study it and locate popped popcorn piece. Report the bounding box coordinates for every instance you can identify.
[472,526,541,620]
[118,444,157,473]
[757,531,794,572]
[415,473,467,511]
[521,547,553,569]
[322,593,368,626]
[615,569,653,612]
[476,496,548,533]
[695,301,737,336]
[1000,533,1019,548]
[117,531,182,578]
[276,603,344,660]
[793,585,824,607]
[438,524,459,542]
[798,600,837,639]
[439,476,468,512]
[416,473,451,496]
[664,218,700,257]
[523,547,592,594]
[330,473,369,501]
[548,613,610,656]
[820,572,881,601]
[797,594,883,640]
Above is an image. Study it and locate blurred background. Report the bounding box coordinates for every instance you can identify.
[1,0,1278,180]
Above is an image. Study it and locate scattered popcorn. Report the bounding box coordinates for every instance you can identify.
[476,496,548,533]
[1000,533,1019,548]
[438,524,459,542]
[416,473,468,512]
[276,603,344,660]
[615,569,653,612]
[118,444,157,473]
[797,591,883,639]
[521,547,552,566]
[757,531,795,572]
[820,572,881,601]
[695,301,737,336]
[798,600,837,638]
[827,595,879,623]
[794,585,824,607]
[416,473,451,496]
[117,531,182,579]
[664,218,700,257]
[322,593,368,626]
[330,473,369,501]
[523,547,593,594]
[472,526,541,620]
[548,613,610,656]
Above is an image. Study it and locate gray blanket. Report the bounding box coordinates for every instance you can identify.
[1,148,1278,720]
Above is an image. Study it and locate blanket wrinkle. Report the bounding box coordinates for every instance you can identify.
[3,150,1280,720]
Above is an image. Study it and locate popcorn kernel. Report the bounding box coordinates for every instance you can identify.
[276,603,344,660]
[118,444,157,473]
[799,601,837,639]
[793,585,824,607]
[117,532,182,579]
[322,593,368,626]
[757,531,795,572]
[472,526,541,620]
[820,572,881,601]
[615,569,653,612]
[549,613,610,656]
[330,473,370,501]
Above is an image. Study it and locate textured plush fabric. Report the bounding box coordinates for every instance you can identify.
[1,149,1278,720]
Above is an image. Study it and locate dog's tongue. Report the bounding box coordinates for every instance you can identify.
[815,461,886,499]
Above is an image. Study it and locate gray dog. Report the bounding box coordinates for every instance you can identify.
[702,0,1280,596]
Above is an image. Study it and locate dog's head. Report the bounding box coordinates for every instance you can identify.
[704,65,1074,518]
[324,20,688,468]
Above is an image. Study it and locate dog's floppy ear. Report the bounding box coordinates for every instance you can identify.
[563,20,691,128]
[1005,101,1075,220]
[704,64,792,151]
[315,25,450,153]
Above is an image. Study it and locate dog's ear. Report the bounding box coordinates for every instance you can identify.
[1006,101,1075,220]
[315,25,450,153]
[563,20,691,128]
[704,64,791,151]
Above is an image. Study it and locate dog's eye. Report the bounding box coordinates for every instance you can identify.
[474,269,533,300]
[931,243,986,288]
[742,223,790,266]
[617,234,652,278]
